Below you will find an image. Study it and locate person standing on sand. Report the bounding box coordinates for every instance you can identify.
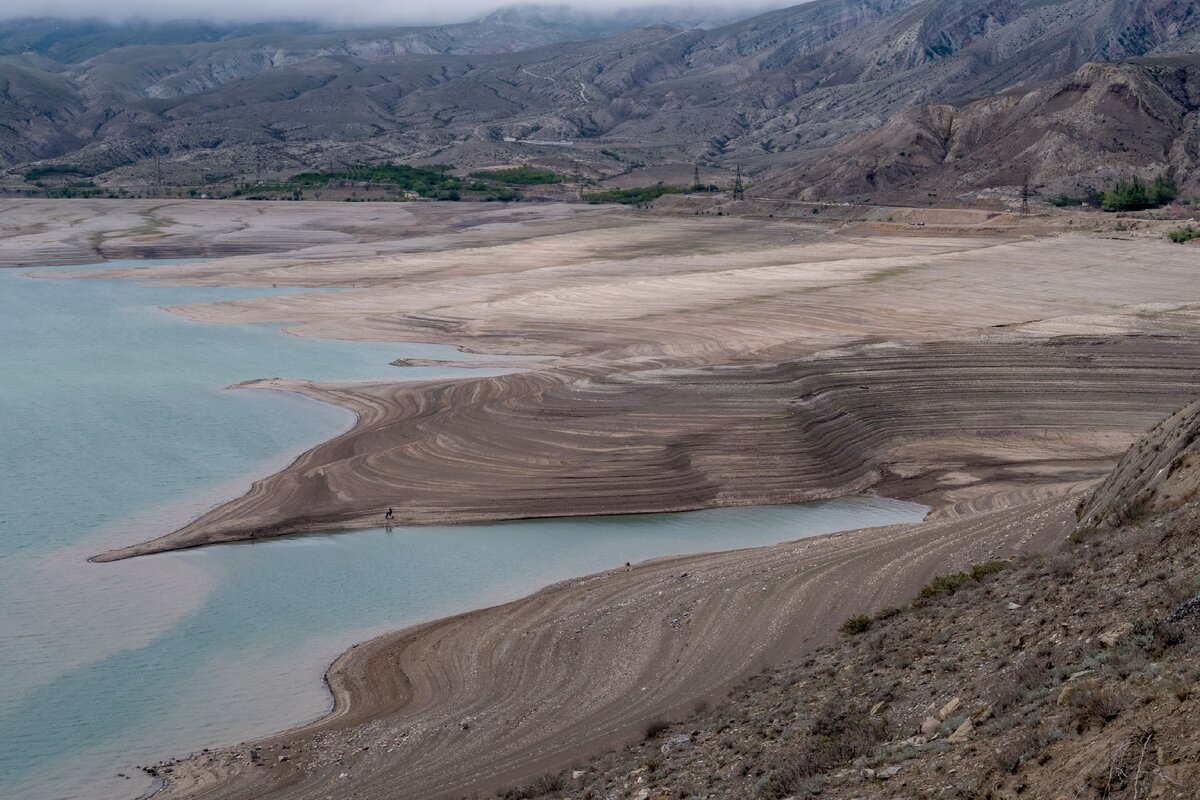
[385,507,394,520]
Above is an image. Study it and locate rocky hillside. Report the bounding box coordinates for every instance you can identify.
[4,0,1200,192]
[765,56,1200,201]
[504,400,1200,799]
[1080,399,1200,530]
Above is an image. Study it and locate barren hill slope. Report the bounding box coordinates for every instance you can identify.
[763,56,1200,201]
[6,0,1200,191]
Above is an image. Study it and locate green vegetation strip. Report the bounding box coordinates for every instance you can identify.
[841,561,1010,635]
[469,167,563,185]
[584,185,687,205]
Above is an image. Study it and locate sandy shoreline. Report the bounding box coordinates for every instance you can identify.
[153,482,1082,800]
[6,199,1200,798]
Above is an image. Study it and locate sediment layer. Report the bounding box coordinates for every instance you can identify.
[98,334,1200,561]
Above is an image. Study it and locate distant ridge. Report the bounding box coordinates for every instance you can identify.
[3,0,1199,200]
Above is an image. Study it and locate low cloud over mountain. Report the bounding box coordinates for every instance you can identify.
[0,1,792,26]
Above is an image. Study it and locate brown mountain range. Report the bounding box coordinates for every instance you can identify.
[3,0,1199,200]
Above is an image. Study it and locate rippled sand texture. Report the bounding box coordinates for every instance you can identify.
[76,208,1200,560]
[159,491,1079,800]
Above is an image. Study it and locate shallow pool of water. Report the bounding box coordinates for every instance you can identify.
[0,261,927,800]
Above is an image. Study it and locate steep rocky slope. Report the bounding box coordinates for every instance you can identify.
[766,56,1200,200]
[1080,399,1200,529]
[506,400,1200,799]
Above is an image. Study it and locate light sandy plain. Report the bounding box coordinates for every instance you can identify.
[8,199,1200,799]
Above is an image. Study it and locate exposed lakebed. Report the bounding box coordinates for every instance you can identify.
[0,260,927,800]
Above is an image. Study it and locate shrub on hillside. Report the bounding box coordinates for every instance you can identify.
[756,700,888,799]
[584,185,686,205]
[1168,226,1199,244]
[915,571,970,604]
[1097,174,1177,212]
[970,560,1010,580]
[469,167,563,185]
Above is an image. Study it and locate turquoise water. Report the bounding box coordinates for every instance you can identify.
[0,261,928,800]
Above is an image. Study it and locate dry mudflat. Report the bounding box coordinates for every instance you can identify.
[8,199,1198,799]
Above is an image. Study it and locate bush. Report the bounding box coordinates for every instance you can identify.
[1096,174,1177,212]
[758,700,888,797]
[1071,683,1126,729]
[915,571,970,604]
[24,164,92,181]
[584,185,687,205]
[840,614,873,635]
[1168,226,1200,244]
[643,718,670,740]
[971,560,1010,581]
[498,773,564,799]
[470,167,563,185]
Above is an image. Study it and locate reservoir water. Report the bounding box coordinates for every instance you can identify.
[0,261,928,800]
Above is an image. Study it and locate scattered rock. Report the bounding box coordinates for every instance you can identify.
[572,769,587,780]
[921,716,941,735]
[661,734,691,754]
[878,765,903,779]
[1007,601,1022,610]
[947,718,974,743]
[938,697,962,719]
[1099,623,1135,648]
[1167,594,1200,625]
[277,756,289,763]
[869,700,888,716]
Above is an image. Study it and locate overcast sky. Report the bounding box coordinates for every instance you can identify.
[0,1,793,26]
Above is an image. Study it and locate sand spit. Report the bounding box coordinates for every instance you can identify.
[85,212,1200,560]
[97,333,1200,562]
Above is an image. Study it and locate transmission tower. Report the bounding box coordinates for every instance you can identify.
[573,163,583,200]
[693,161,700,189]
[732,164,745,200]
[1020,173,1031,217]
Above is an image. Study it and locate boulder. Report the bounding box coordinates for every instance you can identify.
[938,697,962,719]
[661,734,692,754]
[947,718,974,743]
[920,716,941,735]
[1099,623,1135,648]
